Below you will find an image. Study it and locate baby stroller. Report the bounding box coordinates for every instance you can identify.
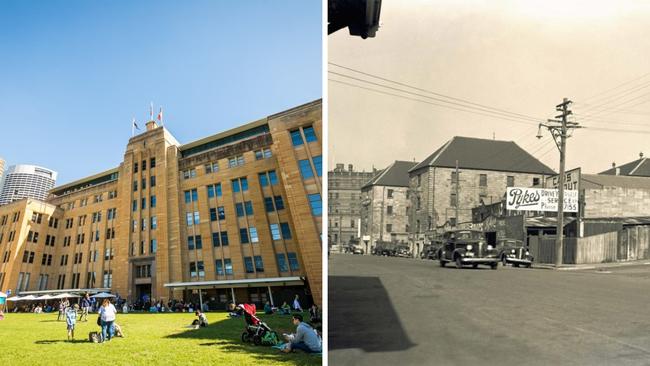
[240,304,280,346]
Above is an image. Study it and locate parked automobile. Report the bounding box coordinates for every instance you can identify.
[351,246,365,255]
[421,242,442,260]
[374,241,398,256]
[438,229,498,269]
[497,239,533,268]
[394,245,411,258]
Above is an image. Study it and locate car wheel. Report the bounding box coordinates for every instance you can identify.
[472,264,478,269]
[491,263,498,270]
[455,256,462,269]
[439,259,446,267]
[514,263,520,268]
[501,255,508,266]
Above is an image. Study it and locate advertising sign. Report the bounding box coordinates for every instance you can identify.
[545,168,581,191]
[506,187,578,212]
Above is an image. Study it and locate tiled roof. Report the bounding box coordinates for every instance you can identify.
[362,161,418,189]
[409,136,556,175]
[600,158,650,177]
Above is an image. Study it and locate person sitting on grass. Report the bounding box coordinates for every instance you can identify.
[280,301,291,315]
[192,310,208,329]
[264,301,274,315]
[113,322,125,337]
[282,314,322,354]
[65,304,79,341]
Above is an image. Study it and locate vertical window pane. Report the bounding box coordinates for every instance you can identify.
[299,159,314,179]
[303,126,317,142]
[259,173,268,187]
[244,257,254,273]
[290,129,303,146]
[308,194,322,216]
[277,254,288,272]
[313,155,322,177]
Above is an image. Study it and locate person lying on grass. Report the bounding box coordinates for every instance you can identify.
[282,314,322,354]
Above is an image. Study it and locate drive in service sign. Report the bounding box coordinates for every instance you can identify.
[506,187,578,212]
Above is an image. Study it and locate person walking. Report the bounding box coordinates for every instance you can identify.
[98,298,117,342]
[65,304,79,341]
[293,294,303,312]
[79,294,91,322]
[57,299,68,321]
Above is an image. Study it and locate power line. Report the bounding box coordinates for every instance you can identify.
[329,63,546,122]
[329,78,539,126]
[580,72,650,103]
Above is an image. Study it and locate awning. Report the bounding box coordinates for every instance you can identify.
[35,294,54,300]
[525,216,576,228]
[91,293,115,298]
[164,276,304,290]
[52,293,81,299]
[17,288,111,296]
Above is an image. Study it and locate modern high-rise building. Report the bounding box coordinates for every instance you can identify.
[0,164,58,205]
[0,100,322,308]
[0,158,5,187]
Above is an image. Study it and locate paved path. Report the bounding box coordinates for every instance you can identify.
[329,254,650,366]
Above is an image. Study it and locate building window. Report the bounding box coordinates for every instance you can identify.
[303,126,317,142]
[150,239,157,253]
[417,174,422,187]
[308,194,322,216]
[387,205,393,214]
[255,148,272,160]
[299,159,314,179]
[182,169,197,179]
[277,254,288,272]
[270,224,281,240]
[254,256,264,272]
[386,224,392,232]
[134,162,138,173]
[150,157,156,168]
[205,162,219,174]
[287,252,300,271]
[150,175,156,187]
[224,259,233,275]
[215,260,224,275]
[151,216,157,229]
[244,257,254,273]
[103,270,113,287]
[533,177,540,186]
[264,197,275,212]
[387,189,394,198]
[239,228,249,244]
[290,129,303,146]
[274,196,284,210]
[150,195,157,208]
[280,223,292,239]
[416,196,421,210]
[507,176,515,187]
[450,193,457,207]
[249,227,259,243]
[449,217,457,226]
[133,181,138,192]
[141,198,146,210]
[184,189,198,203]
[313,155,323,176]
[228,155,245,168]
[141,178,146,190]
[479,174,487,187]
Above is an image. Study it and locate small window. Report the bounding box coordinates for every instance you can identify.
[277,254,288,272]
[290,129,303,146]
[254,256,264,273]
[270,224,281,240]
[308,194,322,216]
[387,189,394,198]
[287,252,300,270]
[244,257,254,273]
[299,159,314,179]
[507,176,515,187]
[479,174,487,187]
[240,228,249,244]
[303,126,317,142]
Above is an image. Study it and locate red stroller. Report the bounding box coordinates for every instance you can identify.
[240,304,280,346]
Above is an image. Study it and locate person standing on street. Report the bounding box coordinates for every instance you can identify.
[98,298,117,342]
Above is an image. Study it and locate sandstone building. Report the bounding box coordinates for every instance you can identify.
[0,100,322,308]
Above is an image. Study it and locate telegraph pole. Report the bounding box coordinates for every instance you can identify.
[455,160,460,227]
[537,98,582,267]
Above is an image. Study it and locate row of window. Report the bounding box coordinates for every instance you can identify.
[133,157,156,173]
[187,222,292,249]
[184,171,279,205]
[182,148,274,180]
[290,125,317,146]
[298,156,323,179]
[133,175,157,191]
[63,209,117,229]
[132,196,157,211]
[0,212,20,226]
[191,252,300,277]
[61,191,117,211]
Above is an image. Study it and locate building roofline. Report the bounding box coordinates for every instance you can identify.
[50,167,119,194]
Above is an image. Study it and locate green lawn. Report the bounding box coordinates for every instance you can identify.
[0,311,321,366]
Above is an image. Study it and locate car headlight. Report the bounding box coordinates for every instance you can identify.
[511,249,516,254]
[466,244,473,251]
[525,251,530,255]
[487,245,493,250]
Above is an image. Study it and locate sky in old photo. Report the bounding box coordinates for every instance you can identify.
[329,0,650,175]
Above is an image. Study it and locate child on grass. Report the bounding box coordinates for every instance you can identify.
[65,304,79,341]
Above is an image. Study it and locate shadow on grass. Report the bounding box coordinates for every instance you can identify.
[35,339,87,344]
[329,275,416,353]
[165,312,319,366]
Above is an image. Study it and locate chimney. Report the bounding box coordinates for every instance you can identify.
[641,152,644,159]
[348,164,353,172]
[145,120,159,131]
[616,167,621,176]
[335,163,344,172]
[612,162,616,168]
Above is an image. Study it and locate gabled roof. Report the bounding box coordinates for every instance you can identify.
[600,158,650,177]
[409,136,556,175]
[362,161,418,189]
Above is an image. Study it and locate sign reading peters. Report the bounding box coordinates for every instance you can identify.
[506,187,578,212]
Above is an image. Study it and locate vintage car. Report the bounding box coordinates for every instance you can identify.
[421,241,442,260]
[351,245,365,255]
[497,239,533,268]
[438,229,499,269]
[394,245,412,258]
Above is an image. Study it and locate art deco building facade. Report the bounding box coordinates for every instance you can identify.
[0,100,322,307]
[0,164,58,205]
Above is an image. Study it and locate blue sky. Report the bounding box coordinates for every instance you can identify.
[0,0,322,184]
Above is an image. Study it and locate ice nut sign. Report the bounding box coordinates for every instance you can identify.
[506,187,578,212]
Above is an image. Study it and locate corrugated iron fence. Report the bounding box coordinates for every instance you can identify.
[529,226,650,264]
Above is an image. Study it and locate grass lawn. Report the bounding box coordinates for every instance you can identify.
[0,311,321,366]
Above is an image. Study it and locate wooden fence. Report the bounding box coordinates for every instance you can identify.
[529,226,650,265]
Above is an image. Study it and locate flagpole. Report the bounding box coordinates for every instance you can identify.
[132,118,135,137]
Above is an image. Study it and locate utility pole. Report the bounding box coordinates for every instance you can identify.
[537,98,582,267]
[455,160,459,227]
